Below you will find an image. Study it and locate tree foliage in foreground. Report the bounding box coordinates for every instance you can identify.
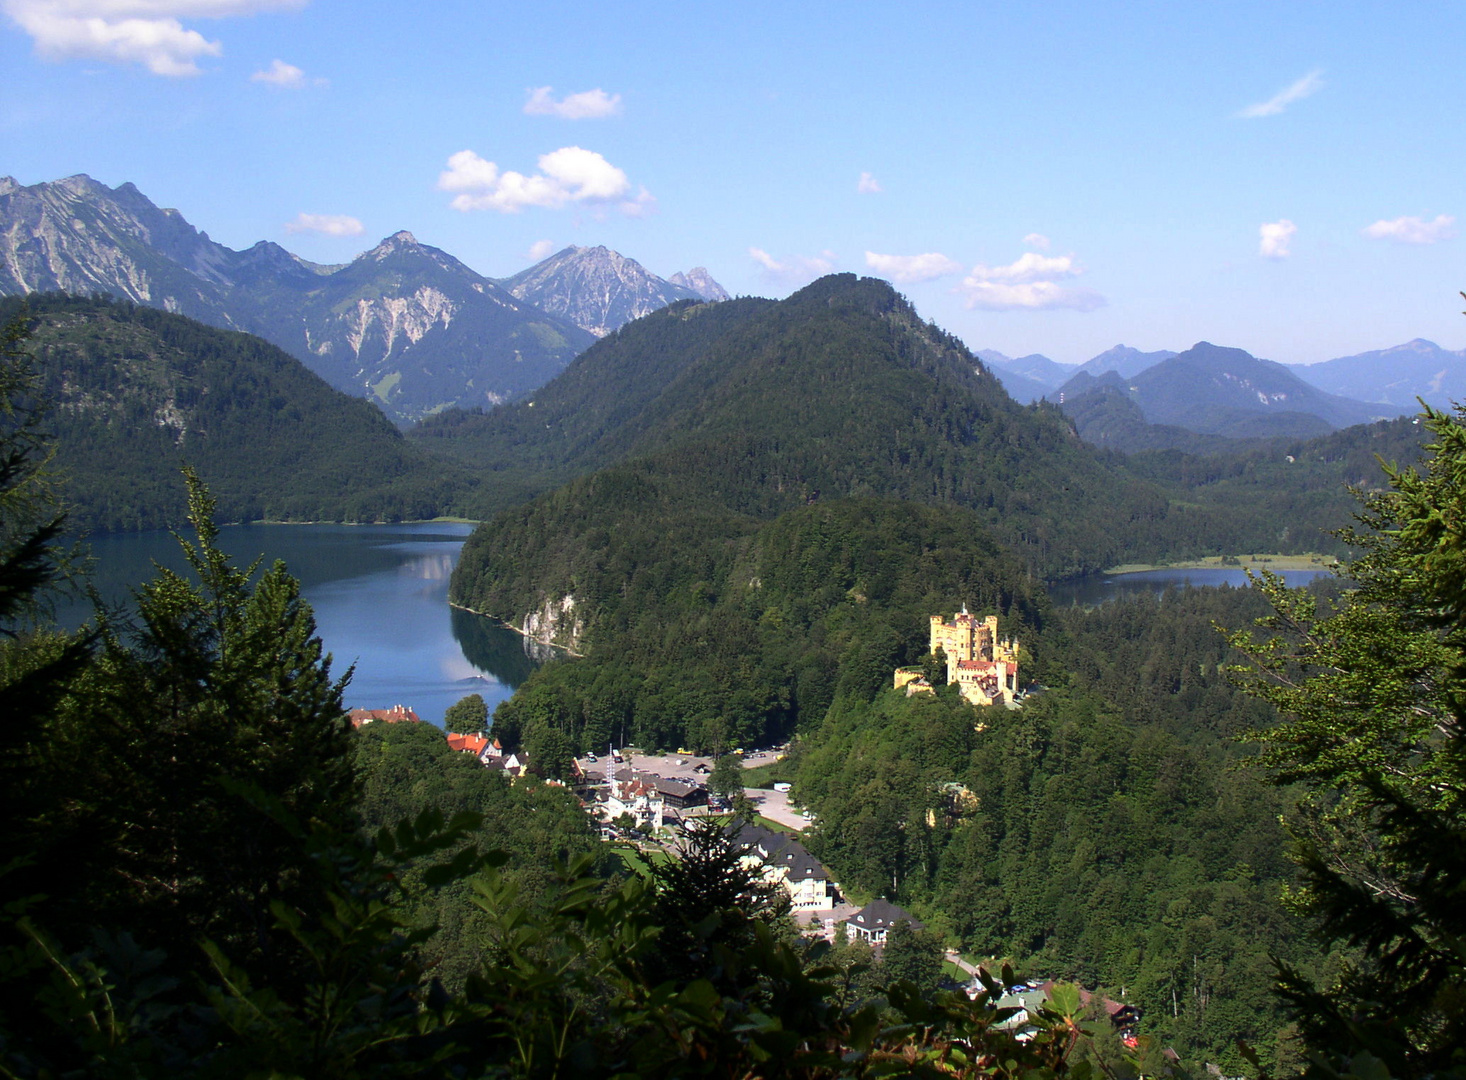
[1227,403,1466,1080]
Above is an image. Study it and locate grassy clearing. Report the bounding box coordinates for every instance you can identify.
[1104,552,1339,573]
[741,760,794,788]
[608,845,672,875]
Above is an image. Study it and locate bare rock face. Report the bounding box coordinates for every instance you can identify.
[0,176,593,423]
[519,593,584,651]
[501,245,725,337]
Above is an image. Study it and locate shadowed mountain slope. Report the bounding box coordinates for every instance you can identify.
[437,275,1206,590]
[7,294,467,532]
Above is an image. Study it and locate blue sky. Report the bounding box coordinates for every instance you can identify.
[2,0,1462,365]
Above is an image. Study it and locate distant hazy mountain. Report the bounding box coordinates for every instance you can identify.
[0,174,595,423]
[1057,342,1390,440]
[976,349,1072,386]
[975,349,1075,402]
[1057,372,1266,455]
[1291,339,1466,411]
[668,267,731,302]
[1075,344,1177,379]
[500,245,724,337]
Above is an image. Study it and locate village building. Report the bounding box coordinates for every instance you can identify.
[654,777,709,811]
[600,776,665,831]
[446,732,488,757]
[894,608,1020,707]
[845,898,924,943]
[444,731,527,776]
[731,824,839,910]
[348,704,421,728]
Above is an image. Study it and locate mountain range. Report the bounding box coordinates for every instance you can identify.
[0,175,726,424]
[982,338,1464,423]
[1295,338,1466,410]
[1055,342,1388,443]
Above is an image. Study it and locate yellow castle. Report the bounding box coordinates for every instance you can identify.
[893,608,1021,707]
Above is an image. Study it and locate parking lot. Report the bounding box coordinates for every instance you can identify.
[577,747,808,831]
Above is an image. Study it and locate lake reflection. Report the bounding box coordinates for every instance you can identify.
[58,523,545,725]
[1047,565,1336,608]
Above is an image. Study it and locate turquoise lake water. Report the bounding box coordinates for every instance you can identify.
[55,522,545,725]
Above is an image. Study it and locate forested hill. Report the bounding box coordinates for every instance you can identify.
[432,274,1199,579]
[8,294,470,532]
[1125,414,1431,555]
[470,496,1050,757]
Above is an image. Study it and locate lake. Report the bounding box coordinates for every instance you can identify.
[56,522,546,725]
[1046,565,1337,608]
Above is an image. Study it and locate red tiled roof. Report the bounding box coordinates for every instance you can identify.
[349,705,422,729]
[446,732,489,755]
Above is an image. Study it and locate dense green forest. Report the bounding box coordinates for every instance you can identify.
[781,585,1337,1072]
[3,293,472,532]
[428,276,1201,579]
[470,481,1341,1069]
[478,496,1050,754]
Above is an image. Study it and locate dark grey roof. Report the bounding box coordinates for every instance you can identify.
[849,898,923,931]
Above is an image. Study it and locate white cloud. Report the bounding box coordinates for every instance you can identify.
[3,0,303,76]
[619,186,657,218]
[967,252,1080,284]
[959,281,1106,311]
[957,250,1104,311]
[528,239,555,261]
[284,212,363,236]
[1238,70,1324,118]
[1022,232,1050,250]
[438,146,640,214]
[749,246,835,286]
[1362,214,1456,245]
[857,171,881,194]
[251,57,302,86]
[863,251,962,283]
[523,86,622,119]
[1259,219,1296,259]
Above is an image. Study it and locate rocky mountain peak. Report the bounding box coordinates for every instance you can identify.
[0,177,19,196]
[54,173,110,197]
[668,267,730,302]
[500,243,714,337]
[367,231,420,258]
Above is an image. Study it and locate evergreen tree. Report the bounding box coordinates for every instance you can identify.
[71,470,359,984]
[1228,403,1466,1078]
